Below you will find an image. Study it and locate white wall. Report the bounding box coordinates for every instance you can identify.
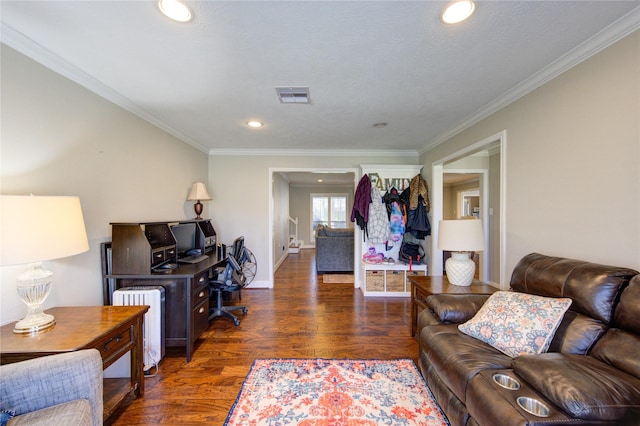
[420,31,640,279]
[209,155,417,287]
[1,45,210,325]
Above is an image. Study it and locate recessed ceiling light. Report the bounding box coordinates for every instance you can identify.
[247,121,264,128]
[158,0,192,23]
[441,0,475,24]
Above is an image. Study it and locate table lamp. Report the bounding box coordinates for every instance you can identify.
[438,219,484,286]
[0,195,89,333]
[187,182,212,219]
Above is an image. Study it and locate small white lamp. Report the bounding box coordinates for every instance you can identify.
[0,195,89,333]
[438,219,484,286]
[187,182,212,220]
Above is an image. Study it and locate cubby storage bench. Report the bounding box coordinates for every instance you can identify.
[356,164,429,298]
[361,262,427,297]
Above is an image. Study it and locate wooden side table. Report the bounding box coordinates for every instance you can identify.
[0,305,148,420]
[409,275,498,337]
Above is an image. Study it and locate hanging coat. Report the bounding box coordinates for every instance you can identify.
[389,200,405,243]
[409,174,430,212]
[382,187,403,220]
[351,174,371,233]
[367,187,390,244]
[408,195,431,238]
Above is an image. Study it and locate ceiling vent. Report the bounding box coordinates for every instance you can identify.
[275,87,310,104]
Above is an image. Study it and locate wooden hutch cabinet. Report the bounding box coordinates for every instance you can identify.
[111,222,178,274]
[105,220,221,362]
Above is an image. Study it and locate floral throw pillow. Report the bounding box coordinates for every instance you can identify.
[458,291,572,358]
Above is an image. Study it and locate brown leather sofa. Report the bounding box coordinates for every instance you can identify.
[417,253,640,426]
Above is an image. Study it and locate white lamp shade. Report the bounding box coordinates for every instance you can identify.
[438,219,484,286]
[438,219,485,252]
[1,195,89,266]
[187,182,211,201]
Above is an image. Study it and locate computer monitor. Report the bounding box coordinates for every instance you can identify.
[171,222,197,257]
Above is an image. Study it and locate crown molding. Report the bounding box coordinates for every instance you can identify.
[1,22,211,154]
[1,23,418,159]
[208,148,419,157]
[1,24,418,159]
[419,6,640,156]
[4,4,638,160]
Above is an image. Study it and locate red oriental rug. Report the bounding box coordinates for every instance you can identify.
[224,358,449,425]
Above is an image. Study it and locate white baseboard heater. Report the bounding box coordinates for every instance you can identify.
[113,286,165,371]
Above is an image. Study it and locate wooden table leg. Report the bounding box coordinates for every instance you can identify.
[131,314,145,397]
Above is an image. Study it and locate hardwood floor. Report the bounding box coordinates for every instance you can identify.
[106,249,418,425]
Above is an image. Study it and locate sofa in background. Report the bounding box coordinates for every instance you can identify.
[417,253,640,426]
[0,349,103,426]
[315,224,354,274]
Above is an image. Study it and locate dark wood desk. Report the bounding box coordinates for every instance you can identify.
[107,256,226,362]
[408,275,498,337]
[0,305,148,420]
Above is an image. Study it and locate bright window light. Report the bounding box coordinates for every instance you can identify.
[158,0,192,23]
[442,0,475,24]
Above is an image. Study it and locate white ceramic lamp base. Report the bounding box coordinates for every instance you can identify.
[445,252,475,286]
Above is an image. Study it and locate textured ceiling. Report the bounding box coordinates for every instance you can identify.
[1,1,638,156]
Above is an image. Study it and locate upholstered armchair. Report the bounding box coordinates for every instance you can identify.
[0,349,103,426]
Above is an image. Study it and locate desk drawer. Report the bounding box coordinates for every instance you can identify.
[165,246,177,260]
[95,325,134,366]
[192,299,209,342]
[192,271,210,309]
[192,271,209,293]
[150,249,165,267]
[193,284,208,307]
[414,284,431,303]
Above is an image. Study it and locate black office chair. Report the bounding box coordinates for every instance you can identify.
[209,253,248,326]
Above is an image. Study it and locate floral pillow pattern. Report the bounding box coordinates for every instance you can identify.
[458,291,572,358]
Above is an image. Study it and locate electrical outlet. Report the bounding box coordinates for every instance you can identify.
[282,245,285,251]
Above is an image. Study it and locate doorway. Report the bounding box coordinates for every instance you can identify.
[461,190,480,218]
[430,131,507,288]
[268,168,359,288]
